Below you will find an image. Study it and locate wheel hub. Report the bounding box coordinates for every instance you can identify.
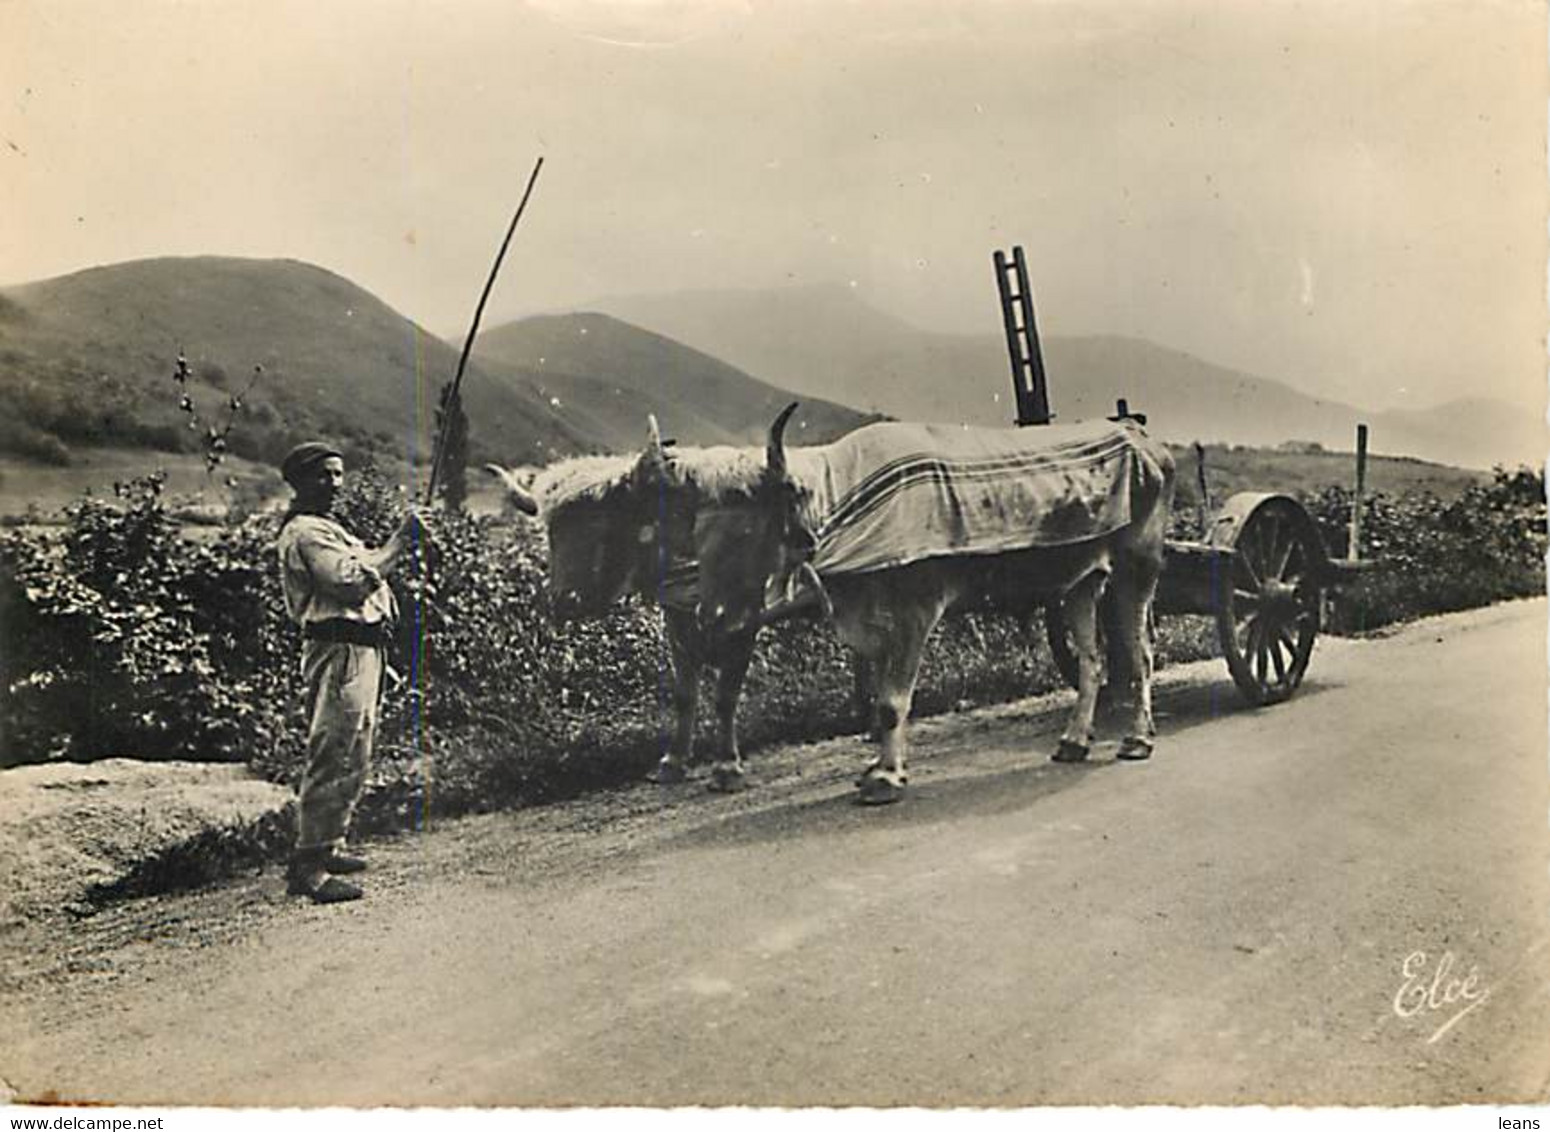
[1258,579,1304,619]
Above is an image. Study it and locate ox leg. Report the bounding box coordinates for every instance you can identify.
[853,605,940,806]
[707,629,757,794]
[647,609,698,785]
[1053,570,1108,763]
[853,654,880,743]
[1113,563,1163,762]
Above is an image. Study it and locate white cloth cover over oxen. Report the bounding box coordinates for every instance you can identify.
[789,418,1156,577]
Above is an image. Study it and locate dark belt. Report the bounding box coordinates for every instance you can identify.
[304,619,393,647]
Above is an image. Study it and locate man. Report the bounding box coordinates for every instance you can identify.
[275,442,422,904]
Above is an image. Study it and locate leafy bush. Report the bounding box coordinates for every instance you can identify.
[1302,467,1546,632]
[0,473,295,766]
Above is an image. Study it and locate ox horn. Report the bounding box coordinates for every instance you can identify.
[767,401,800,479]
[483,463,538,516]
[642,413,671,472]
[798,561,833,621]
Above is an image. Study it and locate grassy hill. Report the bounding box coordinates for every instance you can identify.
[0,257,601,475]
[0,260,874,501]
[1173,441,1484,516]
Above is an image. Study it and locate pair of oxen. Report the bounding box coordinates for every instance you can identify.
[489,405,1176,805]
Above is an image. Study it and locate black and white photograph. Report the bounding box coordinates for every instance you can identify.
[1,0,1546,1120]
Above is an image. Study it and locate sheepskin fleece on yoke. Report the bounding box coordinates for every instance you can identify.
[795,418,1153,576]
[531,453,636,513]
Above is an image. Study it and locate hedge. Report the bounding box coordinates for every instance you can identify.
[1,463,1541,838]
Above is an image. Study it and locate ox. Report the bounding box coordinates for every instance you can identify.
[688,403,1177,804]
[486,423,776,793]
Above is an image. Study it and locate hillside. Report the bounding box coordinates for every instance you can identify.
[0,260,873,497]
[472,312,877,450]
[585,286,1544,471]
[1172,442,1486,523]
[0,257,599,474]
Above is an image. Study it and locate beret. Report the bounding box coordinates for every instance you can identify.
[280,441,343,487]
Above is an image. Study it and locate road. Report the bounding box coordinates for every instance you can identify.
[4,600,1548,1107]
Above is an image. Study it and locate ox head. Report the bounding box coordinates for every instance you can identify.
[490,453,649,621]
[628,414,701,598]
[542,490,641,620]
[695,402,819,638]
[530,417,701,622]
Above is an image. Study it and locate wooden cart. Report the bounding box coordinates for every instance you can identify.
[996,246,1372,706]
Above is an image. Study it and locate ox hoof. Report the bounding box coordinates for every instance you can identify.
[646,760,688,785]
[1052,739,1090,764]
[856,772,905,806]
[707,765,749,794]
[1116,737,1153,762]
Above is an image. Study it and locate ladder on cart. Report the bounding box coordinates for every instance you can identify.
[992,245,1053,426]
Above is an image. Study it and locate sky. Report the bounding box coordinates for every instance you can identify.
[1,0,1545,413]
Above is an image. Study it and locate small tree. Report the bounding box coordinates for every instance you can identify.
[434,381,470,514]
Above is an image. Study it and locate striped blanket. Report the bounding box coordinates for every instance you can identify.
[795,418,1150,577]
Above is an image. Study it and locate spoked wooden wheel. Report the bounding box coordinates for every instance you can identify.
[1211,495,1324,706]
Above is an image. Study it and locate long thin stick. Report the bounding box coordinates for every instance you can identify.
[426,155,545,504]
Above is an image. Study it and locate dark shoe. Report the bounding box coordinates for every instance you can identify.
[322,852,367,874]
[285,848,326,896]
[286,866,363,903]
[286,870,321,897]
[307,876,363,904]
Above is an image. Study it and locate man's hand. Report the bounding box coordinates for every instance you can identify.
[386,510,434,565]
[398,509,430,543]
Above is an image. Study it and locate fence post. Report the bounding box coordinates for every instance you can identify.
[1349,423,1368,561]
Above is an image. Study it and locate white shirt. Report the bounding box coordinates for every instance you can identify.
[276,513,398,627]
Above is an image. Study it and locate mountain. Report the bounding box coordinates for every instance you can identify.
[0,260,872,487]
[1366,397,1545,475]
[0,257,598,471]
[472,312,877,451]
[579,284,955,419]
[585,286,1544,470]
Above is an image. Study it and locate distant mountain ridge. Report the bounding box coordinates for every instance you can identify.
[472,312,875,452]
[0,258,871,482]
[583,286,1544,470]
[1,257,1534,505]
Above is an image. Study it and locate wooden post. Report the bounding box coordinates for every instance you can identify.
[1348,423,1368,561]
[1193,442,1212,535]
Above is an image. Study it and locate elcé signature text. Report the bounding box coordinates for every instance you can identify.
[1392,949,1485,1018]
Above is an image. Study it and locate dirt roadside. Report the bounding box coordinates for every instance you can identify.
[3,599,1543,1102]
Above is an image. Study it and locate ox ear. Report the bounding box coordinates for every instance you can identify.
[767,402,799,480]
